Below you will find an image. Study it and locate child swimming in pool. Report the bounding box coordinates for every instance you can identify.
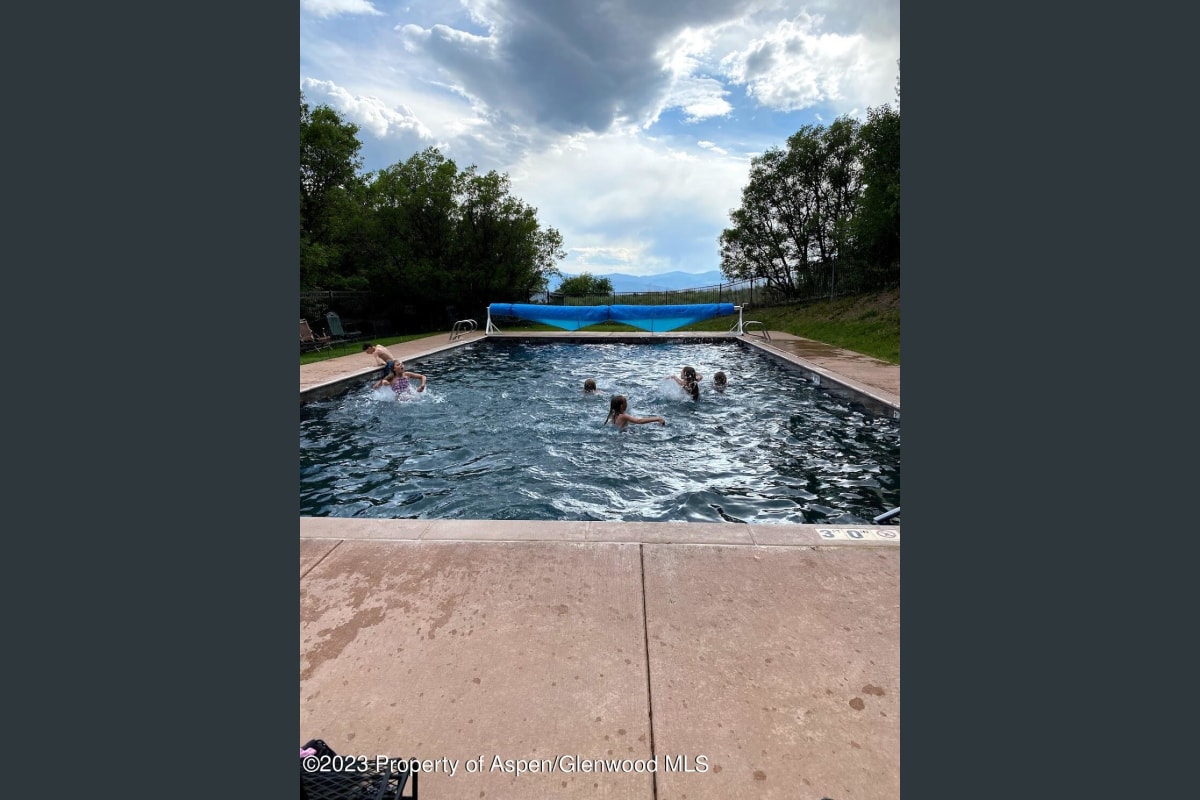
[712,371,728,392]
[604,395,666,430]
[583,378,600,394]
[668,365,701,400]
[372,361,427,398]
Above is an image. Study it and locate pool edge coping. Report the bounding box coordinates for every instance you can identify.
[300,517,899,547]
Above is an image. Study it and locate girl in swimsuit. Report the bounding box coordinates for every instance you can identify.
[604,395,665,430]
[372,361,427,398]
[667,365,701,400]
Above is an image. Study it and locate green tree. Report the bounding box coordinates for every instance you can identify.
[721,112,897,300]
[360,148,462,312]
[451,167,565,314]
[815,116,863,295]
[719,148,804,296]
[854,104,900,283]
[557,273,614,296]
[299,99,567,329]
[300,93,366,290]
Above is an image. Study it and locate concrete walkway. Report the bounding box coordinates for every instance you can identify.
[301,331,900,800]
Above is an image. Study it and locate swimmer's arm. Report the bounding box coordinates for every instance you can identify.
[625,415,666,426]
[405,371,427,391]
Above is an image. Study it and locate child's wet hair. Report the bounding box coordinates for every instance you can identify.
[681,366,698,382]
[714,371,727,386]
[606,394,628,423]
[584,378,597,392]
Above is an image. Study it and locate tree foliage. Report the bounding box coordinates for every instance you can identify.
[719,104,900,299]
[557,272,614,296]
[855,104,901,278]
[300,94,365,290]
[300,94,565,330]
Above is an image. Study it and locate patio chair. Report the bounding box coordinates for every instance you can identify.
[325,311,363,342]
[300,318,332,352]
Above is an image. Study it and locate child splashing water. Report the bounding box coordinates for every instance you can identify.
[667,365,701,401]
[372,361,427,400]
[604,395,666,430]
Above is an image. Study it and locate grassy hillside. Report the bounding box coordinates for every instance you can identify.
[301,288,900,365]
[686,287,900,364]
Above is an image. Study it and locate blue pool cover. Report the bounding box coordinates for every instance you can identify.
[488,303,736,332]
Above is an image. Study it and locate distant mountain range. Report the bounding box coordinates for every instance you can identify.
[554,270,728,293]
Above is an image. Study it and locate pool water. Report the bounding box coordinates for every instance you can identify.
[300,340,900,525]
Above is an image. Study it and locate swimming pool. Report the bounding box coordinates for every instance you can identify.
[300,340,900,525]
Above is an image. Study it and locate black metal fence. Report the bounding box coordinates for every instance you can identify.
[528,278,759,308]
[303,270,899,338]
[527,272,897,309]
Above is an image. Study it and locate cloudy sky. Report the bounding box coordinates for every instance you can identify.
[300,0,899,277]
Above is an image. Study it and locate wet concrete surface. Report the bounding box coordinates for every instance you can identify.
[300,533,900,800]
[301,540,655,800]
[737,333,899,411]
[644,544,899,800]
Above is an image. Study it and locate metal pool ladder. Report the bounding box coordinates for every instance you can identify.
[450,318,478,341]
[729,305,771,340]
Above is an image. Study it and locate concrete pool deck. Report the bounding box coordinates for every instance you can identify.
[301,330,900,799]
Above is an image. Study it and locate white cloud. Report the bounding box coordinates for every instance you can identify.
[301,78,436,142]
[719,12,896,112]
[662,76,733,123]
[301,0,384,19]
[506,130,751,274]
[566,244,662,273]
[300,0,899,274]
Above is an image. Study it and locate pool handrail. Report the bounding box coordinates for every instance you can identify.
[873,507,900,523]
[727,305,771,340]
[450,318,478,341]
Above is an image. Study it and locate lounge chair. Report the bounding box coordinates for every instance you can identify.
[325,311,363,342]
[300,318,332,352]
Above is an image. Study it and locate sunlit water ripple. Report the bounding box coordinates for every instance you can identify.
[300,341,900,524]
